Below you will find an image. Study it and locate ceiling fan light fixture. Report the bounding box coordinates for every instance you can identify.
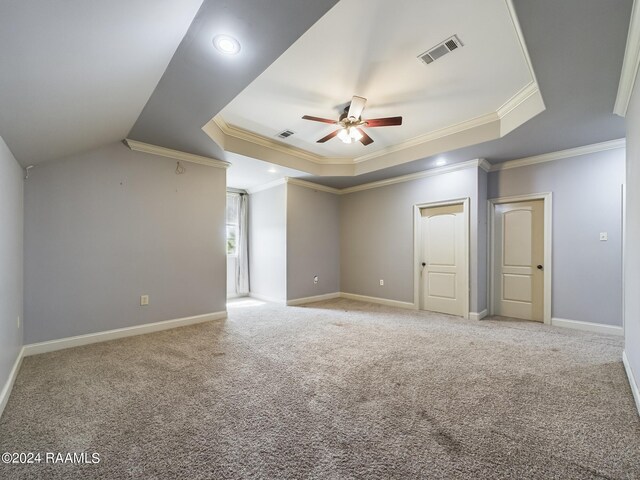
[337,128,352,144]
[213,34,241,55]
[348,127,362,141]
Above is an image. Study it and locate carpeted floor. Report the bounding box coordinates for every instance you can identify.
[0,298,639,479]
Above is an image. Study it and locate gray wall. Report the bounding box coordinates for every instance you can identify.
[286,184,340,300]
[24,142,227,343]
[625,74,640,390]
[477,168,488,312]
[488,149,625,326]
[0,136,23,393]
[340,167,482,311]
[249,184,286,302]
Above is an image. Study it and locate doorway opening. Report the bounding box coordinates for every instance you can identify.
[414,198,470,318]
[488,193,552,324]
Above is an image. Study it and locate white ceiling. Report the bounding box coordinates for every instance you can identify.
[0,0,203,165]
[218,0,534,159]
[226,151,306,190]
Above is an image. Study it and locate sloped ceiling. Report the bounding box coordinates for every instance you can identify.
[0,0,204,165]
[0,0,632,188]
[128,0,339,161]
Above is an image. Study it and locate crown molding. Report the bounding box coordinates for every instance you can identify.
[496,82,540,119]
[614,0,640,117]
[478,159,492,172]
[123,139,230,169]
[489,138,626,172]
[340,159,486,195]
[285,177,341,194]
[213,116,350,166]
[352,113,500,165]
[245,178,287,194]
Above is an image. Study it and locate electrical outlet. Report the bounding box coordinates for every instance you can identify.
[599,232,608,241]
[313,275,319,284]
[140,295,149,306]
[379,279,384,286]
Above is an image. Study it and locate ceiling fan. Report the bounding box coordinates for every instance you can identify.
[302,96,402,146]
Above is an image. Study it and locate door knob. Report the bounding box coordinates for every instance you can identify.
[421,262,426,267]
[537,265,543,270]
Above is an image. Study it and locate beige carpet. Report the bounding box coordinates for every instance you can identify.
[0,298,638,479]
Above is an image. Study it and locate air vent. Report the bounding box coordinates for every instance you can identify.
[277,130,295,139]
[418,35,463,65]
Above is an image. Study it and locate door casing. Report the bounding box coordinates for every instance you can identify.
[413,198,470,318]
[488,193,553,324]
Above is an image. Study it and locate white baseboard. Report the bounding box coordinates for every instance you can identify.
[0,346,25,420]
[23,311,227,357]
[551,317,624,336]
[339,292,417,310]
[623,351,640,417]
[287,292,341,306]
[249,293,286,304]
[470,309,488,321]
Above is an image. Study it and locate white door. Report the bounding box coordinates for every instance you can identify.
[493,200,544,321]
[420,203,467,316]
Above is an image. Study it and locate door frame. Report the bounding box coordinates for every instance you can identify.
[487,193,553,324]
[413,198,470,318]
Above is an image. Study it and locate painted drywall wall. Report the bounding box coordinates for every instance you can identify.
[476,168,488,314]
[24,142,227,343]
[248,184,286,302]
[340,167,481,310]
[0,136,23,400]
[625,74,640,396]
[488,148,625,326]
[286,183,340,300]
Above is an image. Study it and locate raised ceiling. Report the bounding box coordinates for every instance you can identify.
[209,0,544,175]
[0,0,631,189]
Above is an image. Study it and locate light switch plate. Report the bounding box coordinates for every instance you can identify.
[140,295,149,306]
[600,232,608,241]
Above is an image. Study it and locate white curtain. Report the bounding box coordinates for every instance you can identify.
[235,193,249,296]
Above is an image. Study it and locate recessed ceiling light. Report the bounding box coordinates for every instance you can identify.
[213,35,241,55]
[435,158,447,166]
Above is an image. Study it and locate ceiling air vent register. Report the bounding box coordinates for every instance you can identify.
[418,35,464,65]
[277,130,295,139]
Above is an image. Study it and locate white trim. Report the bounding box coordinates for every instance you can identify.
[551,317,624,337]
[340,292,417,310]
[249,293,287,304]
[497,82,539,119]
[285,177,341,195]
[341,159,486,195]
[23,311,227,357]
[245,178,287,194]
[213,116,346,166]
[623,351,640,417]
[0,347,24,419]
[614,0,640,116]
[489,138,626,172]
[488,192,553,325]
[352,113,500,165]
[286,292,341,306]
[123,139,230,169]
[413,198,470,318]
[469,310,488,321]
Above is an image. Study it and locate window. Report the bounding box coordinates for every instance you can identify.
[226,193,239,256]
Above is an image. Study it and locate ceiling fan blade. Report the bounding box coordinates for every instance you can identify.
[357,128,374,146]
[347,96,367,120]
[365,116,403,127]
[317,129,340,143]
[302,115,338,124]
